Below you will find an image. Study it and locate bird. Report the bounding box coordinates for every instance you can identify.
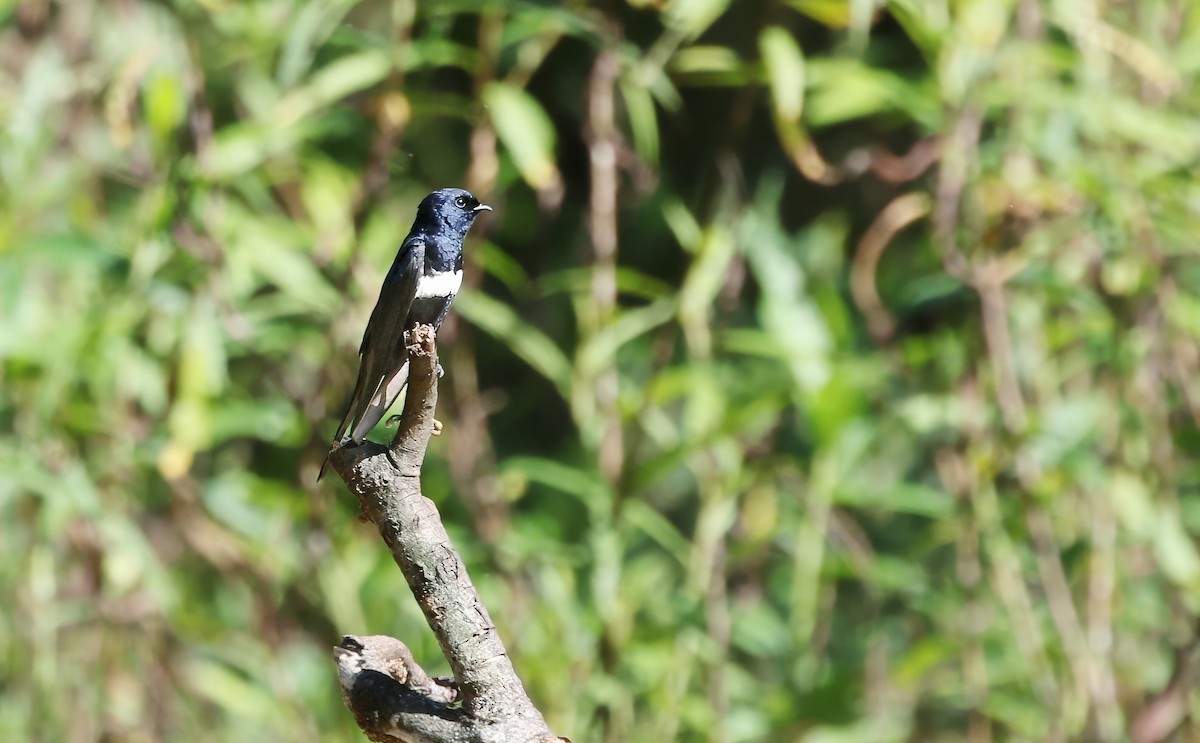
[321,188,491,479]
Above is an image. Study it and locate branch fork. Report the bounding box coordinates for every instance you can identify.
[327,325,558,743]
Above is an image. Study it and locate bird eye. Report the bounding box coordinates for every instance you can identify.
[454,196,468,208]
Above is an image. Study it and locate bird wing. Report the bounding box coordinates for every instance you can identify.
[350,360,409,442]
[329,236,425,447]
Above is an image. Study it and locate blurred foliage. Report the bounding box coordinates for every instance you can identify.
[3,0,1200,741]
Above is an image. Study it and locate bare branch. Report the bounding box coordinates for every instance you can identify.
[328,326,558,743]
[584,48,624,485]
[849,192,931,343]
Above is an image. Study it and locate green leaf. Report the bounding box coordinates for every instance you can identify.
[884,0,945,59]
[143,71,185,145]
[502,456,610,503]
[759,27,806,125]
[620,79,660,166]
[185,657,279,723]
[664,0,733,40]
[787,0,853,28]
[1155,508,1200,589]
[274,50,392,125]
[679,226,735,328]
[620,500,691,564]
[805,58,939,129]
[199,123,306,180]
[578,299,676,375]
[538,267,673,301]
[667,45,743,75]
[483,82,560,191]
[476,241,534,296]
[455,291,572,396]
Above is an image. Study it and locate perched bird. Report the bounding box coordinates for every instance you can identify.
[321,188,491,478]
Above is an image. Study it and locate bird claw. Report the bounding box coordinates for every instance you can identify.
[385,414,402,428]
[432,419,443,436]
[436,363,445,378]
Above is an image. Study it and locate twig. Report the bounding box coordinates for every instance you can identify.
[1130,622,1200,743]
[849,192,931,343]
[865,137,940,184]
[932,110,981,280]
[585,49,624,487]
[974,267,1028,432]
[328,326,558,743]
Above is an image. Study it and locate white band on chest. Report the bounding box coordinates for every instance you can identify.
[415,270,464,299]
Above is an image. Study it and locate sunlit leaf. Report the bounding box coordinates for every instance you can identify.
[620,80,660,166]
[274,50,392,125]
[787,0,852,28]
[760,27,805,125]
[664,0,732,40]
[483,82,561,191]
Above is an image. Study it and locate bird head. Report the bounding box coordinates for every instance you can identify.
[415,187,492,239]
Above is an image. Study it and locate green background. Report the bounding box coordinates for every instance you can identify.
[3,0,1199,741]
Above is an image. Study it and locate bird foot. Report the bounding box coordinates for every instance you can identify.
[385,414,402,428]
[436,363,445,378]
[432,419,443,436]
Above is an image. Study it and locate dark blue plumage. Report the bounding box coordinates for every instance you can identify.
[321,188,490,478]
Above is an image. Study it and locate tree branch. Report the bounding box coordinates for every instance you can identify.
[328,325,559,743]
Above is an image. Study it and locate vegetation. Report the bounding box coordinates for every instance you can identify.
[3,0,1200,740]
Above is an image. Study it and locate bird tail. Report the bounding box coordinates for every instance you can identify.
[319,358,374,482]
[351,361,410,442]
[316,360,414,481]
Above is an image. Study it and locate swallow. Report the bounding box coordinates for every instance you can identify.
[321,188,490,479]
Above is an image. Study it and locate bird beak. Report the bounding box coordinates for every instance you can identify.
[473,203,493,212]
